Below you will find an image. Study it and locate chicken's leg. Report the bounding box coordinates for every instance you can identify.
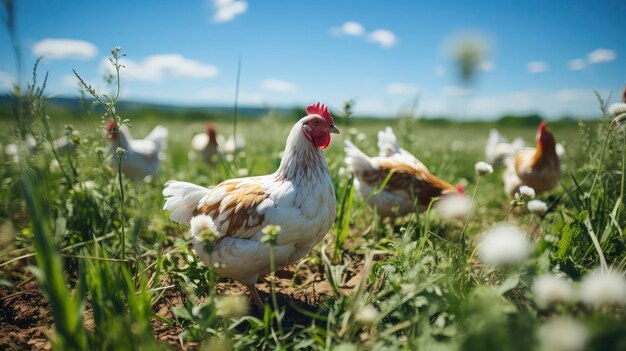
[246,284,265,310]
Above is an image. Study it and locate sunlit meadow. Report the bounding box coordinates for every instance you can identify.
[2,2,626,351]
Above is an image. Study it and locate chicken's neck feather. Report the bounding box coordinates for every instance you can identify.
[531,141,558,168]
[276,121,328,182]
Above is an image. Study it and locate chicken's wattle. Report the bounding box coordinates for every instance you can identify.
[315,132,331,149]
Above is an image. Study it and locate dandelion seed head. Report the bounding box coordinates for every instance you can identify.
[435,194,471,220]
[580,268,626,307]
[539,317,588,351]
[533,274,573,306]
[356,132,367,141]
[355,305,378,325]
[474,161,493,175]
[216,295,249,319]
[608,102,626,117]
[612,113,626,128]
[518,185,535,199]
[478,224,531,265]
[237,168,249,176]
[527,199,548,216]
[190,214,219,241]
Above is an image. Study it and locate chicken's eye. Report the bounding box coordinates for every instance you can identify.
[313,120,321,126]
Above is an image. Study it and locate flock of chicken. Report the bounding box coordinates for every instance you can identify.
[160,103,563,307]
[3,102,564,308]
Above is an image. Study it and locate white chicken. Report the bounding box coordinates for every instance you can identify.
[189,122,246,163]
[344,127,462,218]
[484,128,526,166]
[503,121,562,197]
[106,119,169,179]
[163,103,340,307]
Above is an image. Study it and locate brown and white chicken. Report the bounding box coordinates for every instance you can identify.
[503,121,562,197]
[163,103,339,307]
[106,119,169,179]
[344,126,462,217]
[189,122,220,163]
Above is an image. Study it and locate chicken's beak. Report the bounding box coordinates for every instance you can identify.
[328,125,340,134]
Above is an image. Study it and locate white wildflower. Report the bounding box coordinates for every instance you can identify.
[474,161,493,175]
[238,168,249,176]
[539,317,588,351]
[356,132,367,141]
[216,295,249,319]
[533,274,574,306]
[355,305,378,325]
[478,224,531,265]
[608,102,626,117]
[518,185,535,199]
[580,268,626,307]
[225,153,234,162]
[348,127,359,136]
[435,194,471,220]
[527,200,548,216]
[338,167,346,176]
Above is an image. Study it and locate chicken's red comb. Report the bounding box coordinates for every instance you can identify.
[456,184,465,195]
[306,102,334,125]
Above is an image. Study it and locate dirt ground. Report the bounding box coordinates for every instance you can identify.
[0,256,364,350]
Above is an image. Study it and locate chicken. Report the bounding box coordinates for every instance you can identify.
[106,119,169,179]
[503,121,562,197]
[189,122,246,163]
[189,122,220,163]
[344,126,462,217]
[484,128,526,166]
[163,102,340,307]
[217,133,245,155]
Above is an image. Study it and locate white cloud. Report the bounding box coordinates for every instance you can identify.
[367,29,397,48]
[527,61,548,73]
[212,0,247,23]
[442,85,473,97]
[199,86,265,105]
[556,89,594,102]
[587,48,616,64]
[330,21,365,36]
[0,71,15,89]
[32,38,97,60]
[101,54,218,82]
[260,78,297,93]
[61,74,79,88]
[480,61,495,72]
[568,58,586,70]
[434,65,446,77]
[386,83,420,96]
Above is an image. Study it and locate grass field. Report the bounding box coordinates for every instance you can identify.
[1,65,625,350]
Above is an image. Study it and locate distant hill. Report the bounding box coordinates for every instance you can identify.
[0,96,293,121]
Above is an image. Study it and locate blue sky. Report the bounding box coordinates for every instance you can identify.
[1,0,625,119]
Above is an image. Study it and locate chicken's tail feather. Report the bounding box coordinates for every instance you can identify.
[377,126,400,157]
[146,125,169,152]
[344,140,374,173]
[163,180,209,225]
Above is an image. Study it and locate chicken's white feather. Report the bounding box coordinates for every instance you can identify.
[163,180,210,224]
